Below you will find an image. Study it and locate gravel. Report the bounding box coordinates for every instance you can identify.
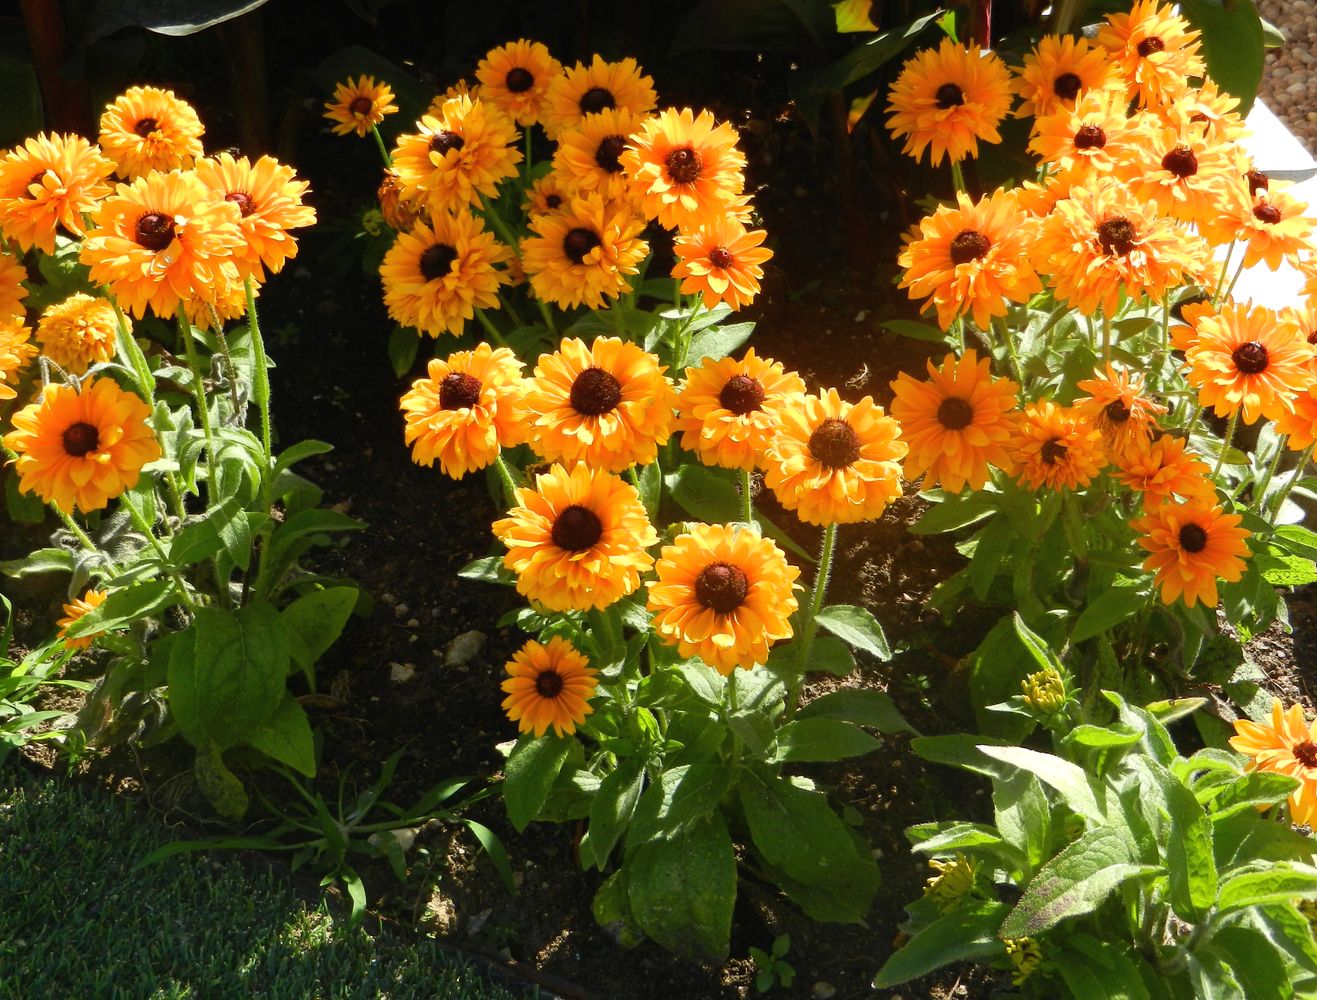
[1255,0,1317,153]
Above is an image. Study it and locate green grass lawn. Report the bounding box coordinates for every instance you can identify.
[0,768,536,1000]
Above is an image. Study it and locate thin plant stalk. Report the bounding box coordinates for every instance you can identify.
[1212,242,1235,308]
[476,308,510,348]
[949,159,967,195]
[1101,308,1112,366]
[1252,434,1289,514]
[120,491,196,610]
[494,454,520,506]
[740,469,753,524]
[369,126,392,168]
[176,307,217,475]
[1268,442,1315,527]
[1212,408,1240,480]
[789,522,837,717]
[243,278,273,467]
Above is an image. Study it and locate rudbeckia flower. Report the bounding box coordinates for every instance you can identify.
[98,86,204,179]
[1132,499,1250,607]
[35,294,118,376]
[501,636,598,738]
[0,133,115,253]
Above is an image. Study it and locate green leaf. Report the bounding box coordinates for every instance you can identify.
[1211,926,1292,1000]
[978,744,1107,824]
[1065,724,1142,749]
[797,688,916,734]
[993,770,1052,874]
[245,694,316,776]
[627,813,736,962]
[387,325,420,377]
[636,460,661,523]
[1205,771,1299,820]
[968,516,1012,600]
[5,471,46,523]
[797,635,856,676]
[686,320,755,366]
[586,756,646,870]
[456,555,513,585]
[1,547,73,579]
[1217,863,1317,914]
[1124,756,1217,921]
[773,718,882,763]
[911,734,1012,777]
[871,901,1008,988]
[909,491,997,534]
[61,580,176,638]
[666,465,739,523]
[1181,0,1266,113]
[194,742,248,820]
[1000,826,1158,938]
[814,605,891,660]
[281,586,358,671]
[800,10,945,94]
[627,764,731,847]
[503,733,572,832]
[1057,934,1153,1000]
[878,318,949,344]
[1256,551,1317,588]
[1072,586,1149,643]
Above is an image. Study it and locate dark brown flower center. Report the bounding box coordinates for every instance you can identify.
[1104,399,1131,424]
[949,229,991,265]
[665,146,702,185]
[1232,341,1269,375]
[429,130,465,156]
[594,135,627,173]
[505,67,534,93]
[1253,202,1282,225]
[420,243,458,282]
[1178,522,1207,553]
[62,422,100,457]
[1245,168,1270,195]
[134,211,175,251]
[1162,145,1198,178]
[1307,329,1317,346]
[937,396,975,430]
[1137,36,1165,57]
[569,366,622,416]
[535,669,564,698]
[439,371,481,409]
[134,117,159,137]
[562,227,602,264]
[546,194,562,209]
[1097,217,1137,256]
[935,83,965,109]
[225,191,256,217]
[1295,741,1317,769]
[1041,438,1068,466]
[1073,124,1107,150]
[808,418,861,469]
[551,503,603,551]
[578,87,616,115]
[1053,72,1083,101]
[719,374,765,414]
[695,561,749,614]
[708,246,735,269]
[349,96,374,116]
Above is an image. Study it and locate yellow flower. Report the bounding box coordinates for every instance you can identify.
[1113,433,1215,507]
[1010,400,1106,493]
[923,855,975,911]
[520,193,648,310]
[1015,34,1122,120]
[0,319,36,402]
[391,96,522,216]
[323,75,398,137]
[541,55,656,140]
[1230,701,1317,827]
[1004,937,1043,986]
[57,589,108,651]
[1027,89,1142,182]
[193,153,316,282]
[1021,667,1068,715]
[672,219,774,311]
[0,133,115,254]
[1123,118,1239,225]
[475,39,563,127]
[501,636,598,739]
[552,107,645,203]
[1097,0,1205,109]
[621,108,747,231]
[1199,181,1316,269]
[1184,302,1312,425]
[35,294,118,376]
[1073,364,1167,457]
[1133,500,1250,608]
[0,250,27,321]
[98,86,204,179]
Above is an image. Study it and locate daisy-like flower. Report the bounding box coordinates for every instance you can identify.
[1199,181,1317,268]
[1010,400,1106,492]
[522,336,675,472]
[647,522,800,674]
[1123,119,1239,225]
[885,37,1014,166]
[380,212,510,337]
[57,589,108,651]
[0,319,36,401]
[35,294,118,376]
[1113,433,1215,506]
[1184,302,1313,424]
[672,219,774,311]
[475,39,563,127]
[1074,364,1167,456]
[1230,701,1317,827]
[376,169,424,232]
[1164,79,1245,144]
[1097,0,1205,109]
[1015,34,1122,120]
[1132,499,1250,607]
[1027,90,1142,181]
[520,193,648,310]
[79,169,245,321]
[1033,176,1208,317]
[493,462,657,612]
[889,349,1019,493]
[193,153,316,282]
[763,388,907,525]
[621,108,747,231]
[541,55,657,140]
[2,377,161,513]
[552,107,644,202]
[391,96,523,216]
[501,636,598,739]
[0,133,115,254]
[0,251,28,321]
[673,348,806,470]
[98,86,204,179]
[323,75,398,138]
[1168,296,1216,353]
[897,188,1042,331]
[523,172,570,215]
[400,343,526,477]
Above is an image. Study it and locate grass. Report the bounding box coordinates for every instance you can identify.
[0,769,535,1000]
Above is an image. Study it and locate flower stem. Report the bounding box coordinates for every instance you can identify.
[740,469,754,524]
[523,126,533,174]
[1268,442,1315,526]
[789,522,837,717]
[1212,408,1240,480]
[370,125,392,168]
[120,491,197,610]
[993,316,1022,384]
[177,308,217,481]
[1212,242,1235,308]
[476,308,509,348]
[949,158,967,195]
[243,278,273,467]
[494,454,519,507]
[1101,308,1112,366]
[537,300,557,336]
[55,505,98,555]
[1253,434,1288,513]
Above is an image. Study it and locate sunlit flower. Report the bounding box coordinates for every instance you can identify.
[1199,181,1317,269]
[1113,433,1215,507]
[0,251,28,321]
[0,133,115,253]
[1010,400,1106,492]
[523,172,570,216]
[1184,302,1312,424]
[0,319,36,401]
[1074,364,1166,456]
[521,193,647,310]
[400,343,526,477]
[553,107,645,202]
[35,294,118,376]
[1133,499,1250,607]
[57,589,108,651]
[324,75,398,138]
[391,96,522,215]
[493,462,657,612]
[1097,0,1205,109]
[193,153,315,282]
[672,219,773,311]
[886,38,1014,165]
[924,855,975,912]
[1124,119,1238,225]
[476,39,563,126]
[647,522,800,674]
[1028,89,1142,181]
[98,86,204,179]
[376,168,424,232]
[1163,79,1245,144]
[674,349,805,470]
[501,636,598,738]
[541,55,656,140]
[1004,938,1043,986]
[621,108,747,231]
[1230,701,1317,827]
[2,376,161,513]
[1168,296,1216,353]
[1015,34,1122,120]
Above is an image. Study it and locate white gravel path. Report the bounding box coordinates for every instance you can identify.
[1256,0,1317,152]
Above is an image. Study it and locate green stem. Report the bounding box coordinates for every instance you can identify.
[1253,435,1288,513]
[740,468,753,524]
[209,309,244,424]
[243,278,273,468]
[1212,408,1240,480]
[1268,443,1315,527]
[493,454,519,507]
[497,291,526,329]
[949,158,967,195]
[120,492,197,610]
[55,506,98,556]
[789,522,837,717]
[993,316,1022,384]
[1212,242,1235,308]
[475,308,509,348]
[1222,253,1248,305]
[178,308,217,480]
[537,299,557,336]
[523,126,532,175]
[479,194,522,262]
[1101,308,1112,366]
[369,125,392,168]
[1160,296,1170,352]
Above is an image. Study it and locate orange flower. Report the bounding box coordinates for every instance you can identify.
[520,193,647,310]
[57,589,108,651]
[541,56,656,140]
[1010,400,1106,492]
[98,86,204,179]
[35,294,118,376]
[1114,433,1215,507]
[475,39,562,126]
[400,344,527,477]
[1168,297,1217,353]
[885,38,1014,165]
[673,349,805,470]
[1027,90,1142,181]
[1199,181,1316,269]
[1230,701,1317,827]
[376,169,424,232]
[501,636,598,738]
[391,96,522,216]
[324,75,398,138]
[672,219,773,311]
[621,108,747,230]
[1123,119,1238,225]
[523,172,570,216]
[1183,302,1313,424]
[889,350,1019,493]
[1015,34,1122,120]
[1074,364,1167,456]
[647,522,800,674]
[0,251,28,322]
[763,388,906,525]
[898,188,1042,331]
[1097,0,1205,109]
[193,153,316,281]
[1133,499,1250,607]
[552,107,645,202]
[0,133,114,253]
[0,319,36,402]
[493,462,657,613]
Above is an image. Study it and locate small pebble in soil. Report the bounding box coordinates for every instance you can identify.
[854,310,868,322]
[394,603,409,618]
[406,618,419,628]
[812,983,837,999]
[467,908,493,935]
[389,662,417,683]
[445,630,487,667]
